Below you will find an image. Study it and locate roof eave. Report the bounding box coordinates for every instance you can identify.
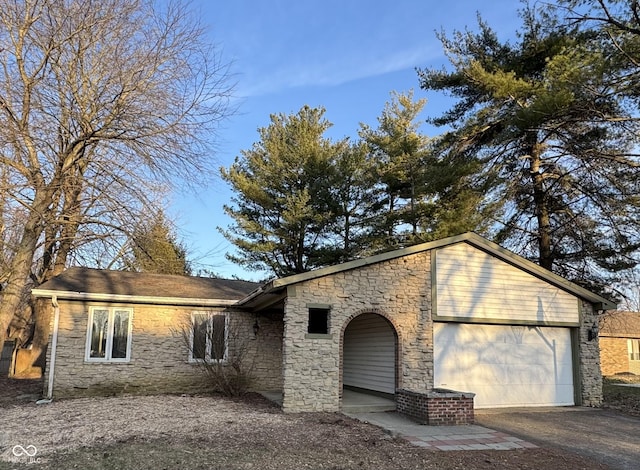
[240,232,617,310]
[31,288,240,307]
[267,232,479,289]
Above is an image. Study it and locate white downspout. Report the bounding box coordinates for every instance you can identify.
[39,295,60,403]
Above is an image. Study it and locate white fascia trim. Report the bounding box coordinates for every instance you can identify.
[31,289,239,307]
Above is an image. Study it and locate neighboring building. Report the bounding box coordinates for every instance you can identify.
[599,311,640,376]
[33,232,615,414]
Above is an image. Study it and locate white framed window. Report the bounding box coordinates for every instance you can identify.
[629,339,640,362]
[189,312,228,363]
[85,307,133,362]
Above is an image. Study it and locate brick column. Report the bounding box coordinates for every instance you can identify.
[396,388,475,425]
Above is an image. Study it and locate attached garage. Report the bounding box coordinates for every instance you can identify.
[431,242,584,408]
[434,322,575,407]
[234,232,613,413]
[343,313,396,395]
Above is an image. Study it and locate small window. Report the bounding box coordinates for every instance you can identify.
[190,312,227,362]
[308,308,329,334]
[85,307,133,362]
[629,339,640,361]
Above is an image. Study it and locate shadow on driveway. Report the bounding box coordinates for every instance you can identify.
[476,407,639,470]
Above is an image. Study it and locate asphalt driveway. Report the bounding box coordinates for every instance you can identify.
[475,407,640,470]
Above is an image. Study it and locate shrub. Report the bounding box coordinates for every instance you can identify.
[176,313,255,397]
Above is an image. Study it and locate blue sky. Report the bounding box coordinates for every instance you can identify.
[171,0,522,280]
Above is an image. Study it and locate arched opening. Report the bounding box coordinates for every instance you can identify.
[342,313,397,398]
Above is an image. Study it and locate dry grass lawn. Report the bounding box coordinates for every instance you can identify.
[602,374,640,417]
[0,378,615,470]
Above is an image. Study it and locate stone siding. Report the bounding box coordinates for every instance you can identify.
[281,251,433,412]
[579,301,603,407]
[280,252,605,412]
[44,300,283,398]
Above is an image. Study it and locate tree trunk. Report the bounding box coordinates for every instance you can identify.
[527,136,554,271]
[387,193,395,241]
[0,231,39,357]
[0,320,7,370]
[49,173,86,279]
[0,190,51,358]
[296,229,305,273]
[342,200,351,262]
[21,183,83,375]
[410,169,417,237]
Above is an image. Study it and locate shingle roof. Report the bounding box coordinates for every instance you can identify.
[600,311,640,338]
[34,267,260,301]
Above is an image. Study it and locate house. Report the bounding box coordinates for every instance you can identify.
[33,232,615,418]
[599,311,640,376]
[31,270,283,398]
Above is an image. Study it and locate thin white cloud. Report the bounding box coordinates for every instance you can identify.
[209,0,520,99]
[237,44,441,98]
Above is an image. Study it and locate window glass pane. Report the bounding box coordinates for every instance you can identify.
[111,310,130,359]
[631,340,640,361]
[90,310,109,358]
[192,315,208,360]
[210,315,226,360]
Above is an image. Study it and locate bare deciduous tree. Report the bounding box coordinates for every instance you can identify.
[0,0,233,360]
[176,314,255,397]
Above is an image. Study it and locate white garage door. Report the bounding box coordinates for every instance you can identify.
[343,313,396,394]
[434,323,574,408]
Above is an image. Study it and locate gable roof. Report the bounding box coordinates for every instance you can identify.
[599,311,640,338]
[31,233,617,311]
[240,232,616,310]
[32,267,260,307]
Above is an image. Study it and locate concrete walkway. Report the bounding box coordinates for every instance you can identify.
[259,390,537,451]
[259,389,397,413]
[345,411,538,451]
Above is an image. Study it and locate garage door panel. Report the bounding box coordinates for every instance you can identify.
[441,363,573,388]
[461,384,575,407]
[434,323,574,408]
[343,314,396,394]
[343,370,393,382]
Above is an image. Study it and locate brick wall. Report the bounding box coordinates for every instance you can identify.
[599,337,630,376]
[43,300,283,398]
[396,389,475,425]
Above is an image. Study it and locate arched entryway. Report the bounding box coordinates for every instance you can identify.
[342,313,398,397]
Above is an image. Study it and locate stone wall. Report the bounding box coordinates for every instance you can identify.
[43,300,283,398]
[279,252,606,412]
[599,337,630,376]
[281,251,433,412]
[579,301,603,407]
[396,389,475,425]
